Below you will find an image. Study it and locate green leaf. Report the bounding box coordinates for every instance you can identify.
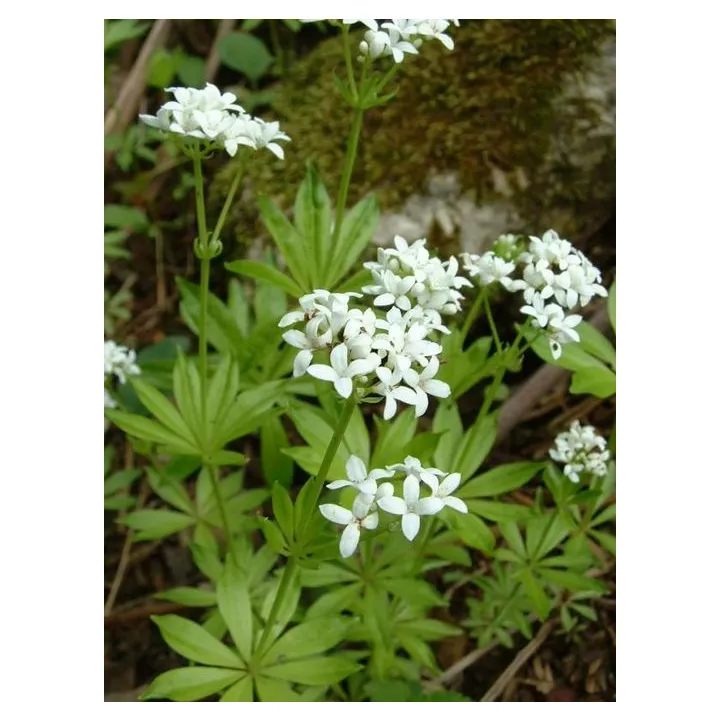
[326,194,379,286]
[499,521,527,558]
[262,655,360,686]
[589,529,616,555]
[466,499,535,522]
[177,55,206,87]
[104,468,141,496]
[432,400,463,470]
[105,410,198,455]
[570,366,616,398]
[263,617,350,663]
[217,381,284,446]
[225,259,303,298]
[260,566,301,640]
[122,509,195,541]
[300,562,358,587]
[305,583,361,619]
[104,204,147,230]
[142,667,244,702]
[400,618,462,641]
[146,468,194,514]
[459,461,543,498]
[190,540,224,582]
[577,321,616,369]
[608,281,616,333]
[257,517,287,554]
[220,675,254,702]
[257,195,309,290]
[294,163,332,286]
[271,482,295,542]
[366,680,416,702]
[217,563,254,663]
[218,32,274,83]
[518,569,551,620]
[371,408,417,468]
[130,379,196,445]
[151,614,243,668]
[443,511,495,552]
[527,327,607,373]
[261,416,293,489]
[255,676,301,701]
[456,412,498,479]
[206,354,239,435]
[154,587,217,607]
[104,19,150,52]
[526,513,568,560]
[538,568,606,594]
[381,577,446,609]
[146,48,176,88]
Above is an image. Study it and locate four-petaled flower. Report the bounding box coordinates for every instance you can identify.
[378,476,444,541]
[307,343,379,398]
[319,494,379,557]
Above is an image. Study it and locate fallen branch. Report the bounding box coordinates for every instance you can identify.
[496,306,610,444]
[206,20,237,81]
[424,642,498,690]
[480,619,556,702]
[104,19,173,143]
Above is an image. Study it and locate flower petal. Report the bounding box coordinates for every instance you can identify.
[293,349,313,377]
[361,511,379,530]
[326,479,353,490]
[307,364,337,382]
[377,496,407,515]
[401,512,421,541]
[403,476,420,505]
[443,496,468,513]
[339,523,361,557]
[417,497,444,516]
[334,376,353,398]
[439,472,461,495]
[346,455,367,485]
[319,504,353,525]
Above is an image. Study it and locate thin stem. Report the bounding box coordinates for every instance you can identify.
[207,463,235,561]
[209,167,243,247]
[192,152,209,246]
[300,393,359,539]
[256,557,297,657]
[484,292,502,354]
[460,287,486,344]
[341,25,358,99]
[198,257,210,432]
[328,106,364,274]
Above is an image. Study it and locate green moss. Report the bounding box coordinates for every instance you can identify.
[212,19,615,249]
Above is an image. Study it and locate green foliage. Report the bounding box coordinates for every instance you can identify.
[219,32,275,84]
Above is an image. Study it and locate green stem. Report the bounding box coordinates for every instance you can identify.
[256,557,297,657]
[192,152,209,246]
[206,463,235,559]
[301,393,359,537]
[209,168,243,248]
[341,25,358,99]
[329,107,364,261]
[199,256,210,433]
[460,287,486,344]
[484,293,502,354]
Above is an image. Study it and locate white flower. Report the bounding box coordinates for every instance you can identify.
[364,270,415,310]
[343,19,378,31]
[104,341,141,384]
[416,19,455,50]
[374,366,419,420]
[388,456,446,493]
[377,476,444,541]
[104,388,117,409]
[520,296,564,329]
[359,28,419,63]
[326,455,393,496]
[549,420,610,483]
[432,472,468,513]
[402,356,451,416]
[307,343,380,398]
[319,494,379,558]
[281,316,333,377]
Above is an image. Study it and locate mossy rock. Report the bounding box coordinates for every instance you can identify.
[212,19,615,255]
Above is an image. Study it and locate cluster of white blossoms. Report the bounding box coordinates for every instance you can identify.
[337,19,459,63]
[280,238,469,419]
[319,455,467,557]
[461,229,608,359]
[104,341,141,409]
[139,83,290,159]
[549,420,611,484]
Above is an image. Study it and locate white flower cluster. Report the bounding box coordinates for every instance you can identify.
[549,420,611,484]
[343,19,459,63]
[461,229,608,359]
[139,83,290,159]
[319,455,467,557]
[280,289,451,419]
[364,235,471,322]
[104,340,141,409]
